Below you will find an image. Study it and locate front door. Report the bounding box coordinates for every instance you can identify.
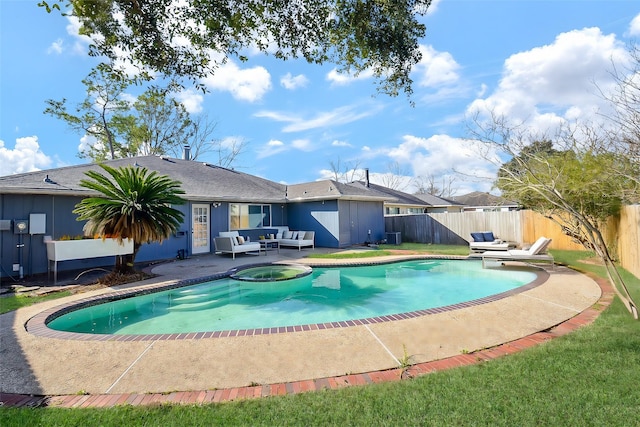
[191,204,210,254]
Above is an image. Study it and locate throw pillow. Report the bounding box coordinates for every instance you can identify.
[298,231,306,240]
[237,236,245,245]
[482,232,495,242]
[232,236,239,246]
[470,232,485,242]
[291,231,298,239]
[283,231,293,239]
[276,232,283,239]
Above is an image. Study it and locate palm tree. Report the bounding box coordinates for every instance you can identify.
[73,163,186,274]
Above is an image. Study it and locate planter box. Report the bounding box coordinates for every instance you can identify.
[45,238,134,283]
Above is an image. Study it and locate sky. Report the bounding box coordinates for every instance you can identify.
[1,0,640,196]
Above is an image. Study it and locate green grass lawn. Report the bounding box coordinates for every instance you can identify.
[307,242,471,258]
[0,291,72,315]
[2,249,640,426]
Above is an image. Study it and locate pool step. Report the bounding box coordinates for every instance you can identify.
[166,287,232,304]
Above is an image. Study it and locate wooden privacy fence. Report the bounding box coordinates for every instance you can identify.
[384,206,640,279]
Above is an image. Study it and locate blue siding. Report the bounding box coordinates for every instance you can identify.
[338,200,385,246]
[1,194,386,278]
[287,200,340,248]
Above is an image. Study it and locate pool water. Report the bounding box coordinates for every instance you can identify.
[47,260,537,335]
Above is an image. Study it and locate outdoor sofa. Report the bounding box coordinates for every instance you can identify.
[480,236,554,269]
[214,231,261,259]
[272,226,315,251]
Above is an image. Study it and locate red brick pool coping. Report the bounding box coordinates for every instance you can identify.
[1,273,613,409]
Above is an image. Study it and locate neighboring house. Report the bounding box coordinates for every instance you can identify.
[451,191,520,212]
[0,154,394,278]
[350,181,430,216]
[411,193,464,213]
[352,181,463,215]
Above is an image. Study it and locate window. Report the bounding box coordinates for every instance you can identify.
[385,207,400,215]
[230,204,271,230]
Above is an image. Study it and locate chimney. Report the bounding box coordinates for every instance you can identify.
[183,145,191,160]
[365,168,370,188]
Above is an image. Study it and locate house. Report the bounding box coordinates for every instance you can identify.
[0,153,394,279]
[345,181,428,216]
[349,181,463,215]
[411,193,464,213]
[451,191,520,212]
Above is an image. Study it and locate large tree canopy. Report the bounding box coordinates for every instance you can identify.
[39,0,431,97]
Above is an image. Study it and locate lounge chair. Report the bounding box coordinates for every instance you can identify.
[480,237,554,269]
[469,231,513,253]
[214,231,261,259]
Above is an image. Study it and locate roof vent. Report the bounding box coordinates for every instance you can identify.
[43,174,55,184]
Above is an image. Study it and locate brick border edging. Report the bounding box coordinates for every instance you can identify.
[1,273,612,409]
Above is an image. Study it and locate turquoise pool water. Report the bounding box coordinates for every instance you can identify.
[47,260,537,335]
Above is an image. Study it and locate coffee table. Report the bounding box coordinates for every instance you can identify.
[259,239,280,254]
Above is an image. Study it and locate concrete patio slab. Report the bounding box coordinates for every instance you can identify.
[0,250,603,402]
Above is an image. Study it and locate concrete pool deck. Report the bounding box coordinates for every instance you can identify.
[0,250,609,408]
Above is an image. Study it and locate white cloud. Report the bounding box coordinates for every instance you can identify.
[201,60,272,102]
[326,68,375,86]
[385,134,500,193]
[255,103,383,132]
[467,27,628,132]
[291,139,312,151]
[66,15,92,55]
[280,73,309,90]
[425,0,442,15]
[47,39,64,55]
[255,138,316,159]
[0,136,52,176]
[174,88,204,114]
[256,139,287,159]
[331,139,352,147]
[78,133,102,157]
[413,45,460,87]
[629,12,640,36]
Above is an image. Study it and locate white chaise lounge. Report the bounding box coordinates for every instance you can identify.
[481,237,554,269]
[469,231,512,253]
[214,231,261,259]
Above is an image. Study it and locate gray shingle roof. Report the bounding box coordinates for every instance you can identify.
[412,193,462,207]
[286,180,394,202]
[0,156,403,204]
[348,181,429,206]
[0,155,287,203]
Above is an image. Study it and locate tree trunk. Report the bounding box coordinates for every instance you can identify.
[114,243,140,274]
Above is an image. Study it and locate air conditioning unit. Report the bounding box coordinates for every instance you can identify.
[386,232,401,245]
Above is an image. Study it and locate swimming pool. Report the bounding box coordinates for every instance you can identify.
[45,260,540,336]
